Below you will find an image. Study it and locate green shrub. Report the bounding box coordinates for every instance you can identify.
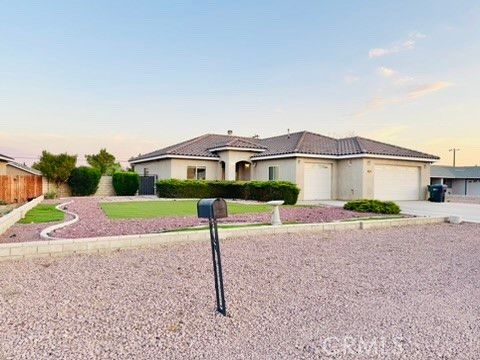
[244,181,300,205]
[68,166,101,196]
[155,179,300,205]
[112,171,140,196]
[344,199,401,214]
[44,191,57,199]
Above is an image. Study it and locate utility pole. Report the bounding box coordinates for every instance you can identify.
[449,148,460,167]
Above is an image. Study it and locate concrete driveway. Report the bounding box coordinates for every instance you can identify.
[397,201,480,223]
[315,200,480,223]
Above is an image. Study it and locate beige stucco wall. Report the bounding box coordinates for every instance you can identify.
[133,159,172,179]
[252,158,297,183]
[362,158,431,200]
[5,165,36,177]
[0,161,6,175]
[336,158,365,200]
[170,159,219,180]
[217,150,256,181]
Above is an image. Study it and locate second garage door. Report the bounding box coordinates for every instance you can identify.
[303,163,332,200]
[374,165,420,201]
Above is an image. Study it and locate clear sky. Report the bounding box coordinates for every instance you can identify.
[1,1,479,166]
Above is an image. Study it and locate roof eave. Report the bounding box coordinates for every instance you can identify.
[208,146,266,153]
[130,154,220,164]
[0,155,14,162]
[251,152,438,162]
[6,162,42,175]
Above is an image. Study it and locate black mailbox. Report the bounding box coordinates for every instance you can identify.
[197,198,228,219]
[197,198,228,316]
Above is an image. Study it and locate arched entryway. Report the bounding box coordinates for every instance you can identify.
[235,161,251,181]
[219,161,226,180]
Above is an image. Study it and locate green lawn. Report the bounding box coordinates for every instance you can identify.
[100,200,272,219]
[19,204,65,224]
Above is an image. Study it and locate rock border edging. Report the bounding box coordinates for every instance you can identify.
[0,216,448,262]
[40,201,79,240]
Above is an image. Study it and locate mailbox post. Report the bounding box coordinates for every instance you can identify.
[197,198,228,316]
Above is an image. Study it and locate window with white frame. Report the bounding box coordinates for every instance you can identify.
[187,166,207,180]
[268,166,279,181]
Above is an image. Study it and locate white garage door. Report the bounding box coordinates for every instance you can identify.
[303,163,331,200]
[467,180,480,196]
[374,165,420,201]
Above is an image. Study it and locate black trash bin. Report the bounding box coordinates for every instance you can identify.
[428,184,447,202]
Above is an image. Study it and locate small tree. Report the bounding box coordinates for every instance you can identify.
[33,151,77,192]
[85,149,121,175]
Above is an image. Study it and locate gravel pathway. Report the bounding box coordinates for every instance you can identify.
[0,197,370,242]
[0,223,479,359]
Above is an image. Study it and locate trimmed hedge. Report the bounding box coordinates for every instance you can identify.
[68,166,101,196]
[156,180,300,205]
[343,199,401,214]
[112,172,140,196]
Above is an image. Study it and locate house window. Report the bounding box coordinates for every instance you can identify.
[268,166,279,181]
[143,168,149,176]
[187,166,207,180]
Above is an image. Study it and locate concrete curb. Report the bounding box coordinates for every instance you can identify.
[40,201,79,239]
[0,216,448,262]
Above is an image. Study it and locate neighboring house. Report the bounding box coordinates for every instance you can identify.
[0,154,41,177]
[129,131,439,201]
[0,154,43,203]
[431,166,480,196]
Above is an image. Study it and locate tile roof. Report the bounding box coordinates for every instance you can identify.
[130,131,439,162]
[431,166,480,179]
[131,134,266,161]
[208,138,266,150]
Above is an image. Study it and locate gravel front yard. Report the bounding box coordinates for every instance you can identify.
[0,197,370,242]
[1,223,479,359]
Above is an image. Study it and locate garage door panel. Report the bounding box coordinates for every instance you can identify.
[304,163,331,200]
[374,165,420,201]
[467,180,480,196]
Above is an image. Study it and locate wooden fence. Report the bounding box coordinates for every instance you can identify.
[0,175,43,204]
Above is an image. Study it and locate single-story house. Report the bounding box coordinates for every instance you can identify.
[129,131,439,201]
[0,154,43,203]
[431,166,480,196]
[1,154,42,177]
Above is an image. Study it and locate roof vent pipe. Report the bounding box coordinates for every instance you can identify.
[227,130,233,135]
[287,128,290,138]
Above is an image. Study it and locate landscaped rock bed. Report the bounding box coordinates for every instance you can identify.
[0,197,373,243]
[1,223,479,358]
